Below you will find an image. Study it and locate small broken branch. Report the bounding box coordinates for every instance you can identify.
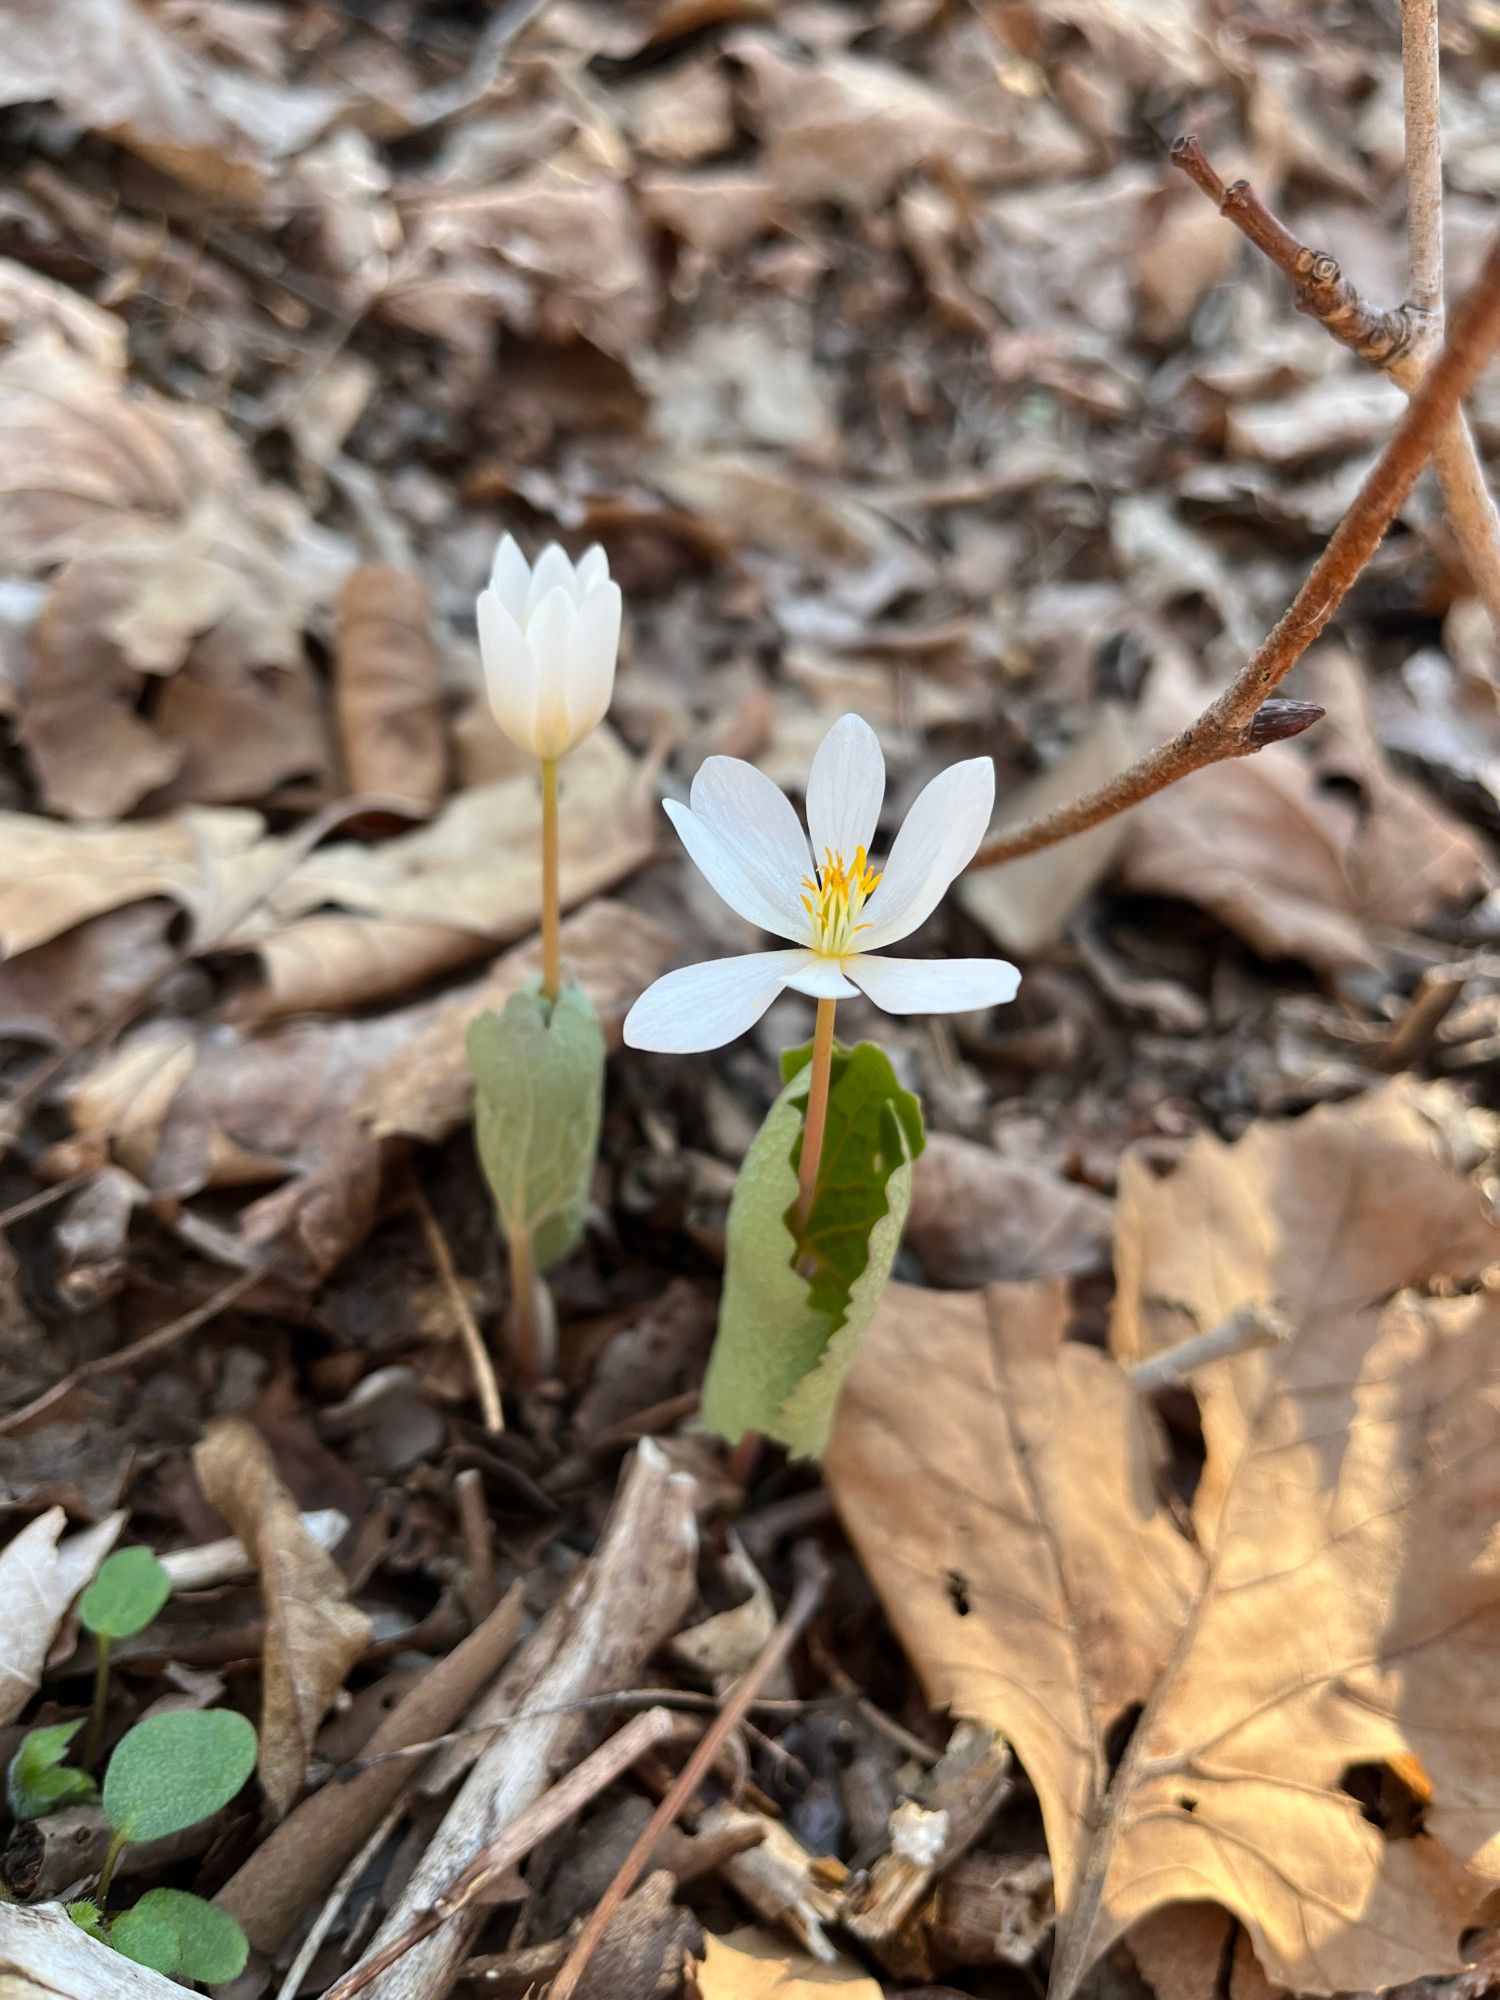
[547,1547,832,2000]
[969,223,1500,872]
[1127,1304,1294,1391]
[1401,0,1444,316]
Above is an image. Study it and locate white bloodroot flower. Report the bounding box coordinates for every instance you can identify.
[478,536,623,760]
[624,714,1020,1053]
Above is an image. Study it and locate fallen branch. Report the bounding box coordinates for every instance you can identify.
[969,221,1500,872]
[1127,1304,1293,1391]
[547,1546,832,2000]
[323,1708,697,1999]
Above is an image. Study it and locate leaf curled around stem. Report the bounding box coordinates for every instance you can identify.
[701,1040,923,1458]
[467,976,605,1274]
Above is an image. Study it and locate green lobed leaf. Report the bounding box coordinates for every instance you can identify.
[701,1040,923,1458]
[466,978,605,1273]
[103,1709,257,1844]
[78,1546,172,1642]
[113,1889,249,1986]
[8,1719,97,1820]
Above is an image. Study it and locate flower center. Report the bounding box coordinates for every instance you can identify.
[801,845,881,957]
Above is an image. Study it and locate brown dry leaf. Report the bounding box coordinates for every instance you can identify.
[695,1926,882,2000]
[1301,645,1489,929]
[959,703,1138,954]
[195,1419,371,1816]
[0,1507,123,1723]
[221,727,653,1020]
[1110,1077,1498,1535]
[1119,654,1378,973]
[387,165,657,362]
[1051,1280,1500,1998]
[2,0,343,202]
[334,566,446,818]
[824,1280,1204,1919]
[905,1134,1114,1288]
[68,900,676,1280]
[0,805,272,959]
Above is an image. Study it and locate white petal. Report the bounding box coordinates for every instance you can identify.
[489,534,532,622]
[477,588,540,753]
[846,953,1020,1014]
[563,579,621,745]
[575,544,611,594]
[663,800,807,941]
[623,951,804,1052]
[524,544,578,619]
[689,756,813,921]
[525,585,578,758]
[784,954,859,999]
[858,758,995,948]
[806,713,885,868]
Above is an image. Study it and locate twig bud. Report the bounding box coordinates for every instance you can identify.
[1244,699,1325,749]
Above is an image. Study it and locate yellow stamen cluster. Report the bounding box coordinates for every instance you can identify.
[801,845,881,957]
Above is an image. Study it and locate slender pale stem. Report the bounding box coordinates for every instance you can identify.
[794,998,837,1238]
[97,1827,128,1905]
[507,1224,552,1387]
[83,1638,111,1770]
[540,756,561,1002]
[1401,0,1443,316]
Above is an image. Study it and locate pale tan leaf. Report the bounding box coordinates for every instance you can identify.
[1110,1077,1497,1537]
[824,1279,1203,1915]
[1051,1285,1500,1998]
[333,566,446,820]
[195,1420,371,1815]
[696,1927,882,2000]
[0,806,273,959]
[904,1135,1114,1288]
[0,1507,123,1723]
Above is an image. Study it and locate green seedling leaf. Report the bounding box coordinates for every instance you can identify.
[467,978,605,1272]
[701,1040,924,1458]
[113,1889,249,1985]
[8,1719,97,1820]
[79,1547,171,1641]
[103,1709,257,1844]
[65,1900,107,1943]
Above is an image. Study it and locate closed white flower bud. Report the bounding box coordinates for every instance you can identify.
[477,536,622,760]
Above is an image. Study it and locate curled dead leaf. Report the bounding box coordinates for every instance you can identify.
[334,567,447,821]
[194,1419,371,1816]
[0,1507,123,1723]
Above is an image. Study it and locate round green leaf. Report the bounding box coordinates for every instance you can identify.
[117,1889,250,1985]
[78,1547,171,1641]
[103,1709,257,1842]
[109,1905,180,1975]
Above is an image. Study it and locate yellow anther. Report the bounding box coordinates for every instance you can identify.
[799,843,881,957]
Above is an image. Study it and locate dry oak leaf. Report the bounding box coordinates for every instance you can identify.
[1110,1076,1498,1539]
[0,1507,123,1723]
[0,805,273,960]
[904,1134,1114,1289]
[824,1279,1204,1923]
[195,1419,371,1815]
[1049,1283,1500,1999]
[695,1927,882,2000]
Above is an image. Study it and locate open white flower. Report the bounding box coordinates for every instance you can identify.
[624,714,1020,1053]
[478,536,622,760]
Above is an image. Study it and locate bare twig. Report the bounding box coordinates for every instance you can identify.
[1127,1304,1294,1390]
[0,1263,266,1435]
[412,1181,504,1433]
[274,1795,410,2000]
[1170,126,1500,626]
[969,225,1500,872]
[547,1547,832,2000]
[1401,0,1444,316]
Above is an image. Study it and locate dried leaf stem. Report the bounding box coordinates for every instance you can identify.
[969,224,1500,872]
[546,1547,831,2000]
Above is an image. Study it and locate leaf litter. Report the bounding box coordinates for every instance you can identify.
[0,0,1497,1997]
